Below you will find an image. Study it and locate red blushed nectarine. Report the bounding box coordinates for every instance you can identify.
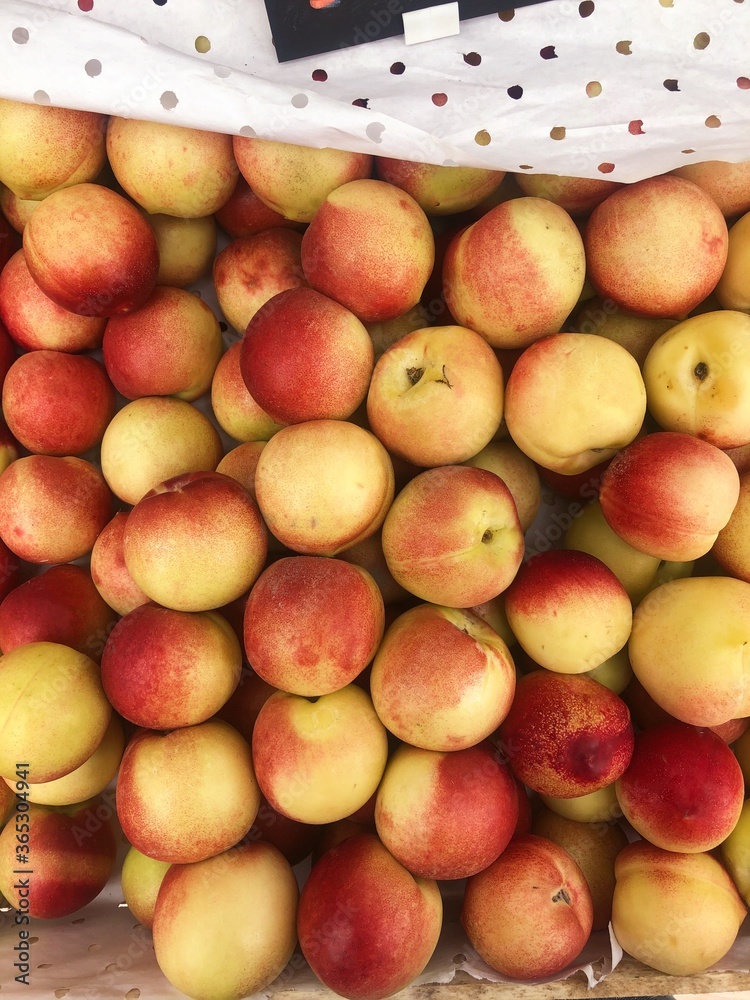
[0,319,15,388]
[0,537,20,604]
[381,465,524,608]
[301,178,434,323]
[375,742,518,879]
[616,722,745,853]
[214,228,306,336]
[585,175,728,317]
[211,342,285,443]
[102,285,223,401]
[2,350,115,456]
[243,555,384,697]
[600,431,740,561]
[375,157,504,215]
[102,604,242,730]
[0,798,116,918]
[0,249,106,352]
[514,172,622,215]
[498,670,634,798]
[23,183,159,317]
[107,118,238,218]
[0,99,106,200]
[370,604,515,752]
[0,564,116,660]
[462,834,593,980]
[124,471,268,613]
[153,841,299,1000]
[298,833,443,1000]
[90,512,150,617]
[215,174,305,238]
[0,455,112,565]
[217,669,277,744]
[241,287,374,425]
[247,796,321,866]
[116,719,260,864]
[504,549,632,674]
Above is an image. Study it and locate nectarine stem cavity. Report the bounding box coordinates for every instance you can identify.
[694,361,708,380]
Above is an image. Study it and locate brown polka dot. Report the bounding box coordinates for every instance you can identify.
[682,149,695,154]
[598,162,615,173]
[737,77,750,89]
[463,52,481,66]
[628,119,644,134]
[540,45,557,59]
[12,27,29,43]
[579,1,594,15]
[507,85,523,99]
[85,59,101,77]
[550,126,566,140]
[475,130,491,146]
[195,35,211,53]
[693,32,710,49]
[33,90,50,105]
[586,81,602,97]
[498,9,515,19]
[518,164,533,170]
[705,115,721,128]
[160,91,178,110]
[352,98,368,108]
[432,93,448,107]
[663,79,679,91]
[312,69,327,81]
[658,0,673,5]
[616,40,632,54]
[390,62,405,74]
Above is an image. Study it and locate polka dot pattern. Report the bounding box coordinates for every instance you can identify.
[1,0,747,187]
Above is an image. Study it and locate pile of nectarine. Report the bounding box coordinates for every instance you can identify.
[1,95,750,999]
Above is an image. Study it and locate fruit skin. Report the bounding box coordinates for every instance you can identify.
[120,845,171,930]
[211,341,285,443]
[153,841,299,1000]
[297,833,443,1000]
[301,178,435,323]
[514,173,622,215]
[599,431,740,562]
[643,310,750,449]
[504,549,632,675]
[0,798,117,918]
[100,395,224,507]
[381,465,524,608]
[720,797,750,904]
[149,213,217,288]
[214,229,305,336]
[375,158,504,215]
[498,670,634,798]
[101,604,242,729]
[102,285,223,401]
[0,99,106,200]
[116,719,260,865]
[503,332,647,475]
[90,512,150,617]
[374,742,518,879]
[107,118,239,218]
[0,564,117,661]
[2,350,115,456]
[366,324,504,468]
[241,287,374,425]
[611,840,747,975]
[585,175,728,318]
[531,805,628,931]
[233,136,372,223]
[23,183,159,317]
[716,210,750,312]
[628,576,750,728]
[254,420,394,557]
[571,295,676,367]
[462,440,541,533]
[252,685,388,825]
[461,834,594,980]
[243,555,384,697]
[0,249,106,352]
[616,722,745,853]
[123,471,268,613]
[443,197,585,349]
[672,159,750,218]
[215,174,305,238]
[369,604,516,752]
[0,455,112,564]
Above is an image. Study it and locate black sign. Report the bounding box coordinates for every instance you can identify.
[265,0,554,63]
